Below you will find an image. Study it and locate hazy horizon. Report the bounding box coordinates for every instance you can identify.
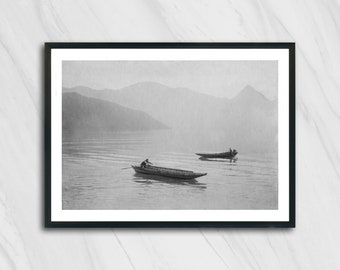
[62,60,278,153]
[63,61,278,100]
[63,81,275,102]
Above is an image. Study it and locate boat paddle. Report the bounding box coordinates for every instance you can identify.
[120,167,131,170]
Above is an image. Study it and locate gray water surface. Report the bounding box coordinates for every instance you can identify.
[62,131,278,210]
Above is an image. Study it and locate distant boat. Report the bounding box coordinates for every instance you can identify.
[131,165,207,179]
[196,150,238,159]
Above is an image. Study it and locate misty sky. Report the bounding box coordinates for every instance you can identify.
[63,61,278,100]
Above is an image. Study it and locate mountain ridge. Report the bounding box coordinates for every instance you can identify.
[63,82,277,152]
[63,81,273,102]
[62,92,168,136]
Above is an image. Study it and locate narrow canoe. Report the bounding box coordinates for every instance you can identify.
[196,151,237,159]
[132,165,207,179]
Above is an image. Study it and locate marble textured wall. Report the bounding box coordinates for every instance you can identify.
[1,0,340,269]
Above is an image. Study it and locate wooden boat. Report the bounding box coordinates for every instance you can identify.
[131,165,207,179]
[196,150,238,159]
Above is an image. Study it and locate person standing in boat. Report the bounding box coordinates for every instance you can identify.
[140,159,152,168]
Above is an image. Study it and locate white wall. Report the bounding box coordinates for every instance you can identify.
[1,1,340,269]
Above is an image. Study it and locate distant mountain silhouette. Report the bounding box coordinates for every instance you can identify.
[63,82,226,130]
[233,85,267,103]
[62,92,167,136]
[63,82,278,152]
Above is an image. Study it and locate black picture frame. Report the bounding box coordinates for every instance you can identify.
[45,42,295,228]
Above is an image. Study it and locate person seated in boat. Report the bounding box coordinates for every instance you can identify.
[140,159,152,168]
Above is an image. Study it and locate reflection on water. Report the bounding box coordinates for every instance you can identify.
[198,156,238,163]
[62,130,278,210]
[133,173,207,189]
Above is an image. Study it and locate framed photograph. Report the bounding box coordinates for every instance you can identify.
[45,43,295,227]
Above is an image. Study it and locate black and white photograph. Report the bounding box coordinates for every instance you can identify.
[46,43,295,226]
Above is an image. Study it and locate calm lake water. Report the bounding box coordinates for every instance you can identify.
[62,131,278,210]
